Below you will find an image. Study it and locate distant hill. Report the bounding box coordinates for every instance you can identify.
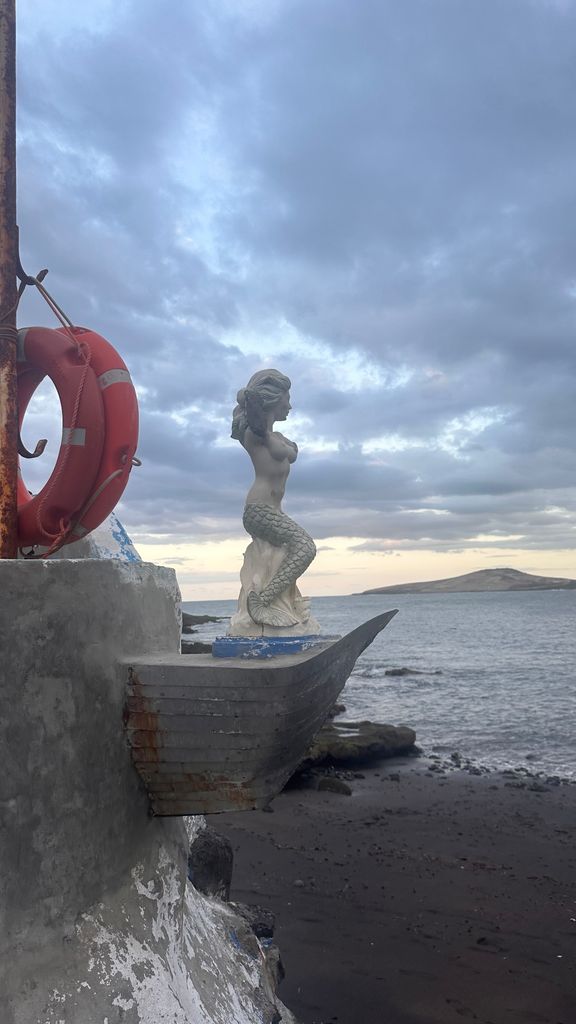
[357,567,576,595]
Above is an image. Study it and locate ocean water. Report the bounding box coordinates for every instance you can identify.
[181,590,576,779]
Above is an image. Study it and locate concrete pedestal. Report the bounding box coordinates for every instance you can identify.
[229,538,321,636]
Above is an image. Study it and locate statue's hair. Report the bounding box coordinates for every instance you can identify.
[231,369,291,441]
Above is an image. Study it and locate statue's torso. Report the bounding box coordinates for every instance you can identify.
[244,429,297,508]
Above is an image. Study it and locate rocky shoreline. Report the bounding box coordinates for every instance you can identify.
[180,613,224,652]
[181,611,225,633]
[288,699,575,799]
[178,616,575,1022]
[217,756,576,1024]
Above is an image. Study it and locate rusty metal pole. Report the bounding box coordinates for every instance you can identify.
[0,0,18,558]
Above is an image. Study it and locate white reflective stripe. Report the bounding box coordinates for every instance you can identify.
[62,427,86,447]
[16,329,29,363]
[98,368,132,390]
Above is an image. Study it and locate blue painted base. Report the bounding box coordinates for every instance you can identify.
[212,634,340,659]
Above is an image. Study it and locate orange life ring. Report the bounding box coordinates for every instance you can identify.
[17,325,139,550]
[63,326,139,541]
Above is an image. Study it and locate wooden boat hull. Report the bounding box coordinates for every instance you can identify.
[123,610,398,815]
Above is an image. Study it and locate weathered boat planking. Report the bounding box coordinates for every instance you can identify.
[123,610,398,815]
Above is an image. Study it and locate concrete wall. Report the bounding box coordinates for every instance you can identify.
[0,560,294,1024]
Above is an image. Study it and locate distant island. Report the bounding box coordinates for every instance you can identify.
[356,567,576,595]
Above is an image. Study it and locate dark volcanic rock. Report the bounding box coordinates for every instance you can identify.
[181,611,225,633]
[385,666,442,677]
[181,639,213,654]
[188,825,233,900]
[317,776,353,796]
[231,902,276,939]
[263,944,285,990]
[300,720,417,770]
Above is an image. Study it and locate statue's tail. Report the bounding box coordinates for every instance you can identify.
[246,591,299,628]
[243,504,316,627]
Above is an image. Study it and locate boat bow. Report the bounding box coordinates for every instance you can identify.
[123,609,398,815]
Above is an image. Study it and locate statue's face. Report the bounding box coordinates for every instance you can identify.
[274,390,291,421]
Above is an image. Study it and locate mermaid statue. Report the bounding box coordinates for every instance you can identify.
[228,369,321,636]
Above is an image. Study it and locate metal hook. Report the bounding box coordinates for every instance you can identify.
[18,434,47,459]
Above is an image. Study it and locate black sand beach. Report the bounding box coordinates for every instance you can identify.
[218,761,576,1024]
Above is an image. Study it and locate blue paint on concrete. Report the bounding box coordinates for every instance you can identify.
[212,634,339,659]
[107,512,141,562]
[78,512,142,562]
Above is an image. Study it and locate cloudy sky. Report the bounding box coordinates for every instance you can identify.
[16,0,576,598]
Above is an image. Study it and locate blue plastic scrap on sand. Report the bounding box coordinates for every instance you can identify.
[212,634,339,659]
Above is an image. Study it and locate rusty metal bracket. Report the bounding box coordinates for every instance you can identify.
[16,242,48,288]
[18,434,47,459]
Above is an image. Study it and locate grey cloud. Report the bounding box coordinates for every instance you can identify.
[14,0,576,557]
